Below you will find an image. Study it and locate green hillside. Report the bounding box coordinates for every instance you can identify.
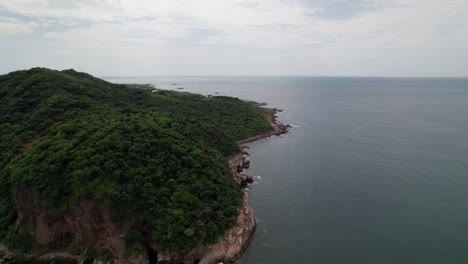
[0,68,272,256]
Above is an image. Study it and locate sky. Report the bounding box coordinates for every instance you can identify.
[0,0,467,77]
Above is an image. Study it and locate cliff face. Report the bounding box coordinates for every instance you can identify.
[16,191,122,255]
[7,152,257,264]
[14,189,148,263]
[5,151,257,264]
[9,190,254,264]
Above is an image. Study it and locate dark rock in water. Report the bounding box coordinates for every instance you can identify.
[177,87,184,90]
[243,159,251,169]
[171,83,179,85]
[237,165,243,173]
[239,174,253,188]
[240,180,248,188]
[246,175,254,184]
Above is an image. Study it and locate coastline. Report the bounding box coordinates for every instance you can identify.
[145,107,288,264]
[0,107,286,264]
[237,107,288,145]
[199,107,288,263]
[222,107,288,262]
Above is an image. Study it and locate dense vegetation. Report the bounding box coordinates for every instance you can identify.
[0,68,272,256]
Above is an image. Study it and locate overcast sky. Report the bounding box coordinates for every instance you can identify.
[1,0,467,76]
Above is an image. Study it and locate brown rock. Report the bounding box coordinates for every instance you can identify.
[13,189,147,264]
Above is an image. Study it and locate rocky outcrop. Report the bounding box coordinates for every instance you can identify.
[15,192,125,259]
[9,190,147,264]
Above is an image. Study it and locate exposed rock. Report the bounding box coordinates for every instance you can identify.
[228,153,243,183]
[0,244,8,256]
[245,175,253,184]
[13,190,147,264]
[242,159,250,169]
[238,174,254,188]
[15,191,125,260]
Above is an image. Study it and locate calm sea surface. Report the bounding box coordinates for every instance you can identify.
[104,76,468,264]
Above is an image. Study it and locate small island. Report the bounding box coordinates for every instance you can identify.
[0,68,285,264]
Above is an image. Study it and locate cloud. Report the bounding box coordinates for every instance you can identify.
[0,16,39,35]
[1,0,320,46]
[0,0,467,76]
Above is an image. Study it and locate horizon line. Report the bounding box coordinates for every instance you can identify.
[100,75,468,79]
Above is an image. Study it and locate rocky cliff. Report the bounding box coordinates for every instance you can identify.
[2,183,255,264]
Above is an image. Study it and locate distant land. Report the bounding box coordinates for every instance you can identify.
[0,68,285,264]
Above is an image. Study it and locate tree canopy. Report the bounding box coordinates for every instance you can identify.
[0,68,272,255]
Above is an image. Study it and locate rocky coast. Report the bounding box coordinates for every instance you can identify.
[155,107,287,264]
[0,107,286,264]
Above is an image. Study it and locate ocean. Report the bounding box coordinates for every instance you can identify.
[104,76,468,264]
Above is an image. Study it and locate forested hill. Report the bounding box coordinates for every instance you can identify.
[0,68,272,257]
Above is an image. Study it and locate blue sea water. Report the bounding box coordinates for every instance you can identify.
[104,76,468,264]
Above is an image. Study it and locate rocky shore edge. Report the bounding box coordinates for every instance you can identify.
[0,107,287,264]
[237,107,288,145]
[156,107,288,264]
